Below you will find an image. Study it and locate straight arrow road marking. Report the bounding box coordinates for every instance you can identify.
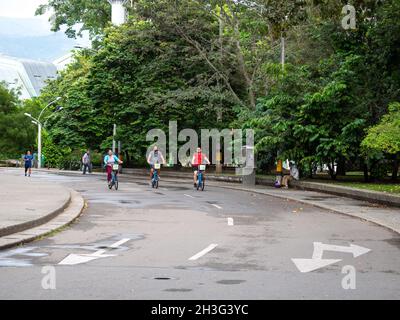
[58,251,115,265]
[188,244,218,261]
[292,242,371,273]
[59,238,131,265]
[109,238,130,248]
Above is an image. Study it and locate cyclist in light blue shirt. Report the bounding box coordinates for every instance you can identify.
[104,150,123,182]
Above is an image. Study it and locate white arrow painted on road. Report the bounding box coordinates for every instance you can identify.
[58,239,130,266]
[311,242,370,259]
[188,244,218,261]
[58,251,115,265]
[291,258,342,273]
[109,238,130,248]
[292,242,370,273]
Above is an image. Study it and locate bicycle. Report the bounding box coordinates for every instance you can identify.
[195,164,206,191]
[108,163,120,190]
[151,163,161,189]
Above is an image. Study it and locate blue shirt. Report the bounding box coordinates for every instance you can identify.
[24,155,33,166]
[104,155,120,165]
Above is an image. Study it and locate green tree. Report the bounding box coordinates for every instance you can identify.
[41,14,237,165]
[362,102,400,180]
[35,0,111,39]
[0,83,36,159]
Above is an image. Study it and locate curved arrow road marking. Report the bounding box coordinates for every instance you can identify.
[312,242,370,259]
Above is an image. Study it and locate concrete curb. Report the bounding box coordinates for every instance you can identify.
[289,180,400,208]
[0,192,72,238]
[0,190,85,250]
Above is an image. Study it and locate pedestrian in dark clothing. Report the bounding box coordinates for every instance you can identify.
[24,151,33,177]
[82,150,92,174]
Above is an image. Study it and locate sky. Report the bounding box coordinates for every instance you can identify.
[0,0,49,19]
[0,0,90,61]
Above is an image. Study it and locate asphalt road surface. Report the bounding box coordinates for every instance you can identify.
[0,170,399,299]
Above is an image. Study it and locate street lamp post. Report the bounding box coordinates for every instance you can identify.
[24,97,62,169]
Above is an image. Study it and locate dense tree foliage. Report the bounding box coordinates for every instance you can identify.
[24,0,400,180]
[0,83,37,158]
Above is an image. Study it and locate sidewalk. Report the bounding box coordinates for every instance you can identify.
[31,167,400,235]
[0,170,85,249]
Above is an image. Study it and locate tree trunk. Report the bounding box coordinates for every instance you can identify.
[327,162,337,180]
[363,162,369,182]
[392,153,399,181]
[337,158,346,176]
[308,162,313,178]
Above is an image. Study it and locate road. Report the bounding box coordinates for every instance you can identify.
[0,170,399,299]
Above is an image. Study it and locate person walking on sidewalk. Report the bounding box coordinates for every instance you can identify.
[82,150,92,174]
[23,151,33,177]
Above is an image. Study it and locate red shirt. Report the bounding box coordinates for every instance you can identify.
[193,152,204,165]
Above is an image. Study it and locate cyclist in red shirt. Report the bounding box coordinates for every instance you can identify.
[191,147,210,187]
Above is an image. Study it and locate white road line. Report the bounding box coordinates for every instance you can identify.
[184,194,194,198]
[211,204,222,210]
[188,244,218,261]
[92,249,107,256]
[109,238,130,248]
[227,217,234,226]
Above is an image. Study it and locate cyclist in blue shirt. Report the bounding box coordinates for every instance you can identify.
[24,151,33,177]
[104,149,123,182]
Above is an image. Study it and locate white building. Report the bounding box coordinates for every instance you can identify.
[0,55,57,99]
[53,53,75,72]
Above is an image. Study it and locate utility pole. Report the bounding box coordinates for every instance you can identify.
[281,36,285,72]
[37,122,42,168]
[277,22,287,184]
[107,0,128,26]
[112,124,117,154]
[215,6,224,174]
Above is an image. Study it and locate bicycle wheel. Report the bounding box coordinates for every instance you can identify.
[201,179,205,191]
[108,179,112,189]
[115,179,118,190]
[155,179,159,189]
